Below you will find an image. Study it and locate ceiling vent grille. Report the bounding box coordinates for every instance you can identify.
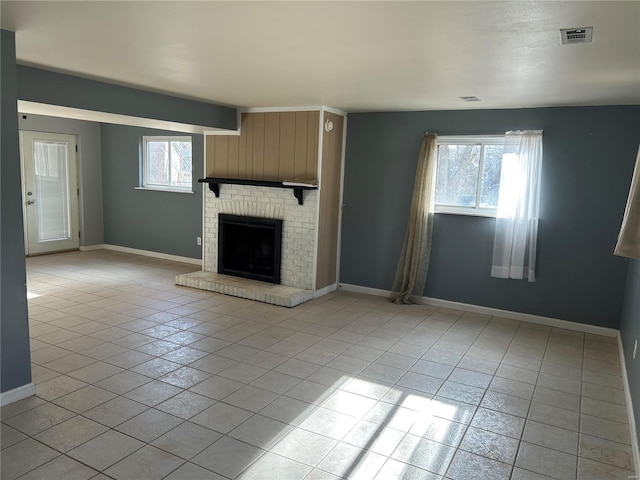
[459,96,481,102]
[560,27,593,45]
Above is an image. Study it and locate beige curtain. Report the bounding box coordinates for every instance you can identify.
[390,133,438,304]
[615,145,640,258]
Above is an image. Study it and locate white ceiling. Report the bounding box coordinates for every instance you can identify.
[2,1,639,112]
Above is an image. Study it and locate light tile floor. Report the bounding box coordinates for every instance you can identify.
[1,250,636,480]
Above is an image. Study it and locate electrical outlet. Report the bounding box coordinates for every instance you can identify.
[196,236,202,246]
[634,339,637,360]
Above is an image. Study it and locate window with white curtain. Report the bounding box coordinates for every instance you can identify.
[434,136,505,217]
[434,132,543,281]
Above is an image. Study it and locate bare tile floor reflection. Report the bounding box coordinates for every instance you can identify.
[1,250,635,479]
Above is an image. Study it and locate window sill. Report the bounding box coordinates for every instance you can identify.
[134,186,194,194]
[434,206,496,218]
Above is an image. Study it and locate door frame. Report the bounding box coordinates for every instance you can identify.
[19,130,80,255]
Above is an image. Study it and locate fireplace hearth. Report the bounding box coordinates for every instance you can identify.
[218,214,283,284]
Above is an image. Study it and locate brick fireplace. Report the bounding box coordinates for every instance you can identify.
[175,109,345,307]
[175,183,319,307]
[204,184,317,290]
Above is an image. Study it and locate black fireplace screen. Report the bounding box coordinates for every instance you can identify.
[218,214,283,284]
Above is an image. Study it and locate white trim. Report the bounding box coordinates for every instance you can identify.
[204,129,240,136]
[312,110,325,291]
[17,100,235,135]
[134,187,195,194]
[435,205,497,218]
[103,244,202,265]
[338,283,391,298]
[335,114,348,288]
[322,106,348,117]
[201,130,207,271]
[19,131,29,253]
[242,106,323,113]
[417,296,618,337]
[241,106,347,115]
[338,283,618,337]
[0,383,36,407]
[619,335,640,474]
[314,283,338,298]
[79,244,105,252]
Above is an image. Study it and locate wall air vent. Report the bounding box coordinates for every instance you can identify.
[459,96,481,102]
[560,27,593,45]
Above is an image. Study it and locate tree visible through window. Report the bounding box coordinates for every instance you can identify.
[143,136,192,191]
[435,136,504,215]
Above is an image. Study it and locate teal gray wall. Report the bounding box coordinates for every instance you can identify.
[341,106,640,328]
[101,124,203,259]
[1,30,32,393]
[620,259,640,448]
[17,66,237,130]
[18,114,104,246]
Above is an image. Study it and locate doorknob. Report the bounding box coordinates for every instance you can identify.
[27,200,35,205]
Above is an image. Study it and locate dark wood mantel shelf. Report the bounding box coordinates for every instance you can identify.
[198,177,318,205]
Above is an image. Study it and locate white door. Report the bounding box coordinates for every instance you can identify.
[20,131,79,255]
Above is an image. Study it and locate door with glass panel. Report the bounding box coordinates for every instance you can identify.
[20,131,79,255]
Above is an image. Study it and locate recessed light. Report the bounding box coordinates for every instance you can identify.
[459,96,481,102]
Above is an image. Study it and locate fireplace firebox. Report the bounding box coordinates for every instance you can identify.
[218,214,283,284]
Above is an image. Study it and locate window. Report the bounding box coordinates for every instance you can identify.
[434,136,504,216]
[141,136,192,192]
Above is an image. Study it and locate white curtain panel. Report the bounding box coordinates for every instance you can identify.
[614,145,640,258]
[491,130,543,282]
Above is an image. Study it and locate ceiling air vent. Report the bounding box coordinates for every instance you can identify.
[459,96,481,102]
[560,27,593,45]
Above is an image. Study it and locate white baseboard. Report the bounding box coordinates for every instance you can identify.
[0,383,36,407]
[101,244,202,266]
[338,283,618,337]
[79,244,105,252]
[418,296,618,338]
[314,283,337,298]
[338,283,390,298]
[618,335,640,474]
